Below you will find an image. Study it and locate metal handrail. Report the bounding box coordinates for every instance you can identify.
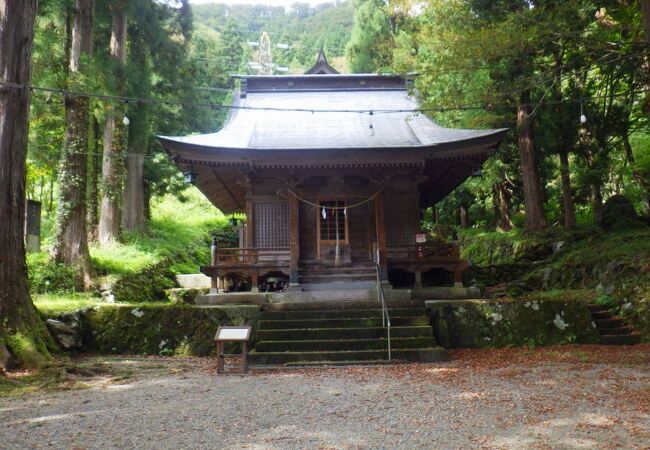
[375,248,391,362]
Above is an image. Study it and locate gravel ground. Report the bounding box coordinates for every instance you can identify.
[1,346,649,450]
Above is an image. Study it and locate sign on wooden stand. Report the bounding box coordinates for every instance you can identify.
[214,326,251,374]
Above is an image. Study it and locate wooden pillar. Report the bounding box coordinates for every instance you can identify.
[289,193,300,288]
[251,271,259,293]
[210,236,218,293]
[414,269,422,289]
[245,198,254,253]
[374,190,388,281]
[245,194,258,292]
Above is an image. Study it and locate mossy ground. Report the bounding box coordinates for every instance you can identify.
[461,227,650,341]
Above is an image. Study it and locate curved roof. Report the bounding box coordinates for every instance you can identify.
[160,89,506,151]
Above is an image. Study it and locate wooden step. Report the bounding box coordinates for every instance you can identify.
[600,334,642,345]
[594,317,627,329]
[587,304,609,313]
[590,311,612,320]
[597,326,635,335]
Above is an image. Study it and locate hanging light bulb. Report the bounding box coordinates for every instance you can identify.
[321,207,327,220]
[579,103,587,124]
[123,115,130,126]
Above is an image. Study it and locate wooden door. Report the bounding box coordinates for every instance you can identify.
[299,202,316,261]
[348,202,370,261]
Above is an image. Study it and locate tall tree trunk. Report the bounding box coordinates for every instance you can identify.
[122,32,149,232]
[622,132,650,214]
[98,1,127,245]
[0,0,56,369]
[458,205,470,228]
[640,0,650,117]
[517,90,547,231]
[591,183,604,223]
[122,102,147,232]
[492,180,513,232]
[642,0,650,40]
[52,0,94,289]
[87,115,101,240]
[558,150,576,230]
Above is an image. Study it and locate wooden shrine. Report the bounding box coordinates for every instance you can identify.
[160,52,507,293]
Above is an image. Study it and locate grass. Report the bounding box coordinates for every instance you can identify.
[542,228,650,269]
[515,289,598,303]
[90,187,232,277]
[32,292,106,315]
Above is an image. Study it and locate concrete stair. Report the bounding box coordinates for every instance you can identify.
[588,304,641,345]
[249,300,447,366]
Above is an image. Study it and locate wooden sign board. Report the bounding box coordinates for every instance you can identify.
[214,326,251,342]
[214,326,251,375]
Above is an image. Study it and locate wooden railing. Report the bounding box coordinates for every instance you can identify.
[386,242,460,262]
[213,247,290,265]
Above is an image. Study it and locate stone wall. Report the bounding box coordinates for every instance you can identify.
[425,299,599,348]
[47,304,260,356]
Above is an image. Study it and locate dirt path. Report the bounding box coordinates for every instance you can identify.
[1,345,649,449]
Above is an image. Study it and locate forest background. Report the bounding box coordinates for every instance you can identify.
[1,0,649,368]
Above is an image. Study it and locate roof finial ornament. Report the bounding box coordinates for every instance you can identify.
[317,47,327,63]
[305,47,339,75]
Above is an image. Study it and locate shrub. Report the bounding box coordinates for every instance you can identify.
[27,253,80,294]
[600,195,645,230]
[110,259,178,303]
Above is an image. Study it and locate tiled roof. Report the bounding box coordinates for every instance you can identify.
[160,89,507,151]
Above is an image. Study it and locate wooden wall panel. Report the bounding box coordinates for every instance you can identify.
[385,195,419,248]
[253,202,289,248]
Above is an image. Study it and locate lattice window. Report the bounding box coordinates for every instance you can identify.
[319,200,346,241]
[253,202,289,248]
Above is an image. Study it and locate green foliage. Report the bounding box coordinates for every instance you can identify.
[27,253,80,294]
[346,0,394,73]
[32,293,105,316]
[192,2,354,73]
[90,188,232,277]
[111,259,177,304]
[599,195,644,230]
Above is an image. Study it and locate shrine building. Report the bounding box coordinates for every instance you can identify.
[160,51,507,296]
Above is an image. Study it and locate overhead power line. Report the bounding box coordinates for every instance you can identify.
[1,81,648,115]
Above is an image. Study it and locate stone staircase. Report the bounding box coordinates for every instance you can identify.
[298,263,376,291]
[588,304,641,345]
[248,300,447,366]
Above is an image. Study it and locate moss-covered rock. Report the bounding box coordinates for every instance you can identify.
[110,259,178,303]
[426,299,599,348]
[81,304,259,356]
[164,288,209,304]
[599,195,646,230]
